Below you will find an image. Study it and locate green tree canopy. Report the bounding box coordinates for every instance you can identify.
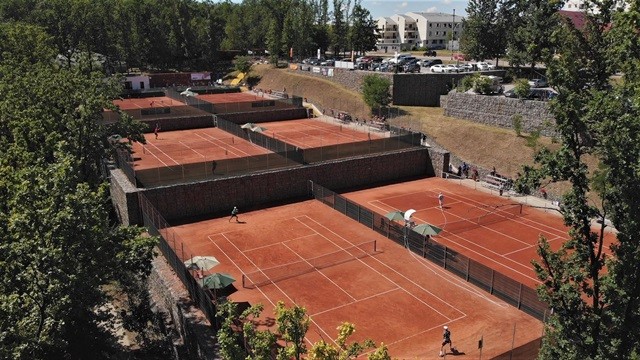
[515,3,640,358]
[362,75,391,113]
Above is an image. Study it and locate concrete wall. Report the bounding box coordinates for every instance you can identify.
[142,147,432,222]
[109,170,141,226]
[293,66,507,107]
[393,70,506,107]
[111,146,439,225]
[442,92,556,137]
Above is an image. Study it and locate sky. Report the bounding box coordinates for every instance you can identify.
[361,1,469,18]
[223,1,470,18]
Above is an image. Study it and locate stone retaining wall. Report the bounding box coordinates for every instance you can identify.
[442,92,557,137]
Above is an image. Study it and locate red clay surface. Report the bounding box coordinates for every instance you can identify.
[197,92,264,104]
[170,199,543,359]
[261,118,383,149]
[344,177,616,288]
[130,128,271,171]
[110,96,185,110]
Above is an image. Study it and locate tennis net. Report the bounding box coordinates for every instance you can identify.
[242,240,377,288]
[441,204,523,234]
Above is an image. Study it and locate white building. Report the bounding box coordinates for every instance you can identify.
[562,0,587,11]
[376,12,464,53]
[123,74,150,91]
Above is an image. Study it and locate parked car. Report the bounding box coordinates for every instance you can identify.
[430,64,447,73]
[320,59,335,66]
[397,56,417,66]
[528,78,548,88]
[445,64,459,73]
[504,88,557,100]
[458,63,473,72]
[420,58,443,67]
[403,62,421,73]
[423,50,437,56]
[475,62,495,70]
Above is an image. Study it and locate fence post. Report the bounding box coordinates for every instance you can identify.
[466,257,470,281]
[490,270,495,294]
[443,246,447,268]
[517,283,522,309]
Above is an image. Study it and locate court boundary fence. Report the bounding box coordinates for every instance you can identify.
[308,180,549,321]
[216,116,305,164]
[138,192,220,331]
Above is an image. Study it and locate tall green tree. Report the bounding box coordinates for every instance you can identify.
[505,0,564,70]
[348,4,377,55]
[515,3,640,358]
[460,0,506,62]
[331,0,347,56]
[0,23,157,359]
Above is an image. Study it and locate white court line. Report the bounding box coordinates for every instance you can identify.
[178,140,206,158]
[243,233,317,253]
[209,233,334,347]
[281,242,357,302]
[193,132,247,157]
[435,186,569,238]
[294,216,464,321]
[144,141,180,165]
[502,234,565,256]
[366,199,512,307]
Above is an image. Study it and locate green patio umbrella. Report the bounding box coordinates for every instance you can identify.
[412,223,443,236]
[384,210,405,221]
[202,273,236,290]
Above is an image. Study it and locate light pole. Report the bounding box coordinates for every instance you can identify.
[451,9,455,61]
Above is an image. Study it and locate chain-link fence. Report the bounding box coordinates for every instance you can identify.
[308,180,549,321]
[138,192,220,331]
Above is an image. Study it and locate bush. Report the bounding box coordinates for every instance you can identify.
[457,73,480,92]
[512,114,523,136]
[473,75,494,95]
[514,78,531,99]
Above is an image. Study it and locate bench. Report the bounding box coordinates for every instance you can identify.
[482,174,511,193]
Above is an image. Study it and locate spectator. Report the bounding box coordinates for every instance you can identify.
[541,188,548,200]
[472,167,478,181]
[490,166,497,176]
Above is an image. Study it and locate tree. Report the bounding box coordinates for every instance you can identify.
[505,0,564,70]
[513,78,531,99]
[308,322,388,359]
[234,55,253,75]
[275,301,310,360]
[331,0,347,56]
[349,5,377,55]
[460,0,506,62]
[515,3,640,358]
[362,75,391,113]
[0,23,157,359]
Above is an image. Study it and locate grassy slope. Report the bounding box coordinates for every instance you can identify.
[252,64,599,198]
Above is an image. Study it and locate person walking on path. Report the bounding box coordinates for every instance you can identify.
[440,326,452,357]
[229,206,239,222]
[154,123,161,140]
[438,192,444,209]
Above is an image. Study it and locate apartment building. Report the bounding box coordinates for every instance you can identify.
[376,12,464,53]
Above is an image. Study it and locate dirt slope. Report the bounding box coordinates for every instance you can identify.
[253,65,546,175]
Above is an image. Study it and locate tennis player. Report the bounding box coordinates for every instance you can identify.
[438,192,444,209]
[229,206,239,222]
[440,325,452,356]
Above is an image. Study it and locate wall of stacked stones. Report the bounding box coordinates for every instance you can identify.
[110,147,442,225]
[442,92,557,137]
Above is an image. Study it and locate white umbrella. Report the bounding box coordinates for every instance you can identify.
[404,209,417,221]
[180,87,197,97]
[241,123,257,129]
[184,256,220,271]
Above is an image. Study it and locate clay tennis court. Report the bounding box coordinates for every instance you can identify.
[130,127,271,171]
[197,92,264,104]
[344,177,616,288]
[171,199,543,359]
[111,96,184,110]
[260,118,384,148]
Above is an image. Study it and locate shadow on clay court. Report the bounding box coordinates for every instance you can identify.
[442,348,465,357]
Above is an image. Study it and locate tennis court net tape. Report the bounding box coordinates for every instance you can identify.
[242,240,377,289]
[441,203,523,234]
